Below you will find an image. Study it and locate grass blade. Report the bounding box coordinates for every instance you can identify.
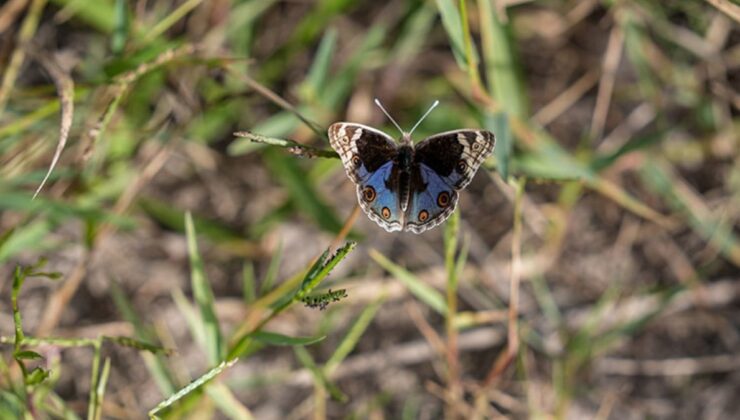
[148,359,238,418]
[369,249,447,314]
[325,296,384,373]
[293,346,347,402]
[185,212,225,365]
[477,0,527,117]
[251,331,325,346]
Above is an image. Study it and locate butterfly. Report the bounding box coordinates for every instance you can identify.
[328,100,495,234]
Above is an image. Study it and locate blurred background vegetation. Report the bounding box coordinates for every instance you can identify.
[1,0,739,418]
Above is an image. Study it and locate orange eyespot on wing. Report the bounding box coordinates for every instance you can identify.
[437,191,451,208]
[362,186,376,202]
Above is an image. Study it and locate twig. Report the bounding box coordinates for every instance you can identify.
[233,131,337,159]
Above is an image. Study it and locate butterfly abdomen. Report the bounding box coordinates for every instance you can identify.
[396,145,415,211]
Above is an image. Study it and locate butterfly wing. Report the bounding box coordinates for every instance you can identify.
[328,123,404,232]
[404,130,495,233]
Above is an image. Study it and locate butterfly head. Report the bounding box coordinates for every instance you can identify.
[374,98,439,146]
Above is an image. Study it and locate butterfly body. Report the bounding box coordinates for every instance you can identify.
[329,122,494,234]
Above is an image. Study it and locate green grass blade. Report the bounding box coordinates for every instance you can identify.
[90,357,111,420]
[205,382,254,420]
[148,359,238,418]
[110,281,176,395]
[640,161,740,266]
[0,220,53,262]
[263,149,344,233]
[138,197,247,242]
[293,346,347,402]
[369,249,447,314]
[321,25,386,109]
[242,263,256,304]
[251,331,325,346]
[260,240,283,296]
[325,296,384,373]
[185,212,225,365]
[171,288,206,348]
[487,110,511,180]
[111,0,129,54]
[477,0,527,117]
[295,241,356,302]
[49,0,116,33]
[300,27,338,102]
[435,0,471,70]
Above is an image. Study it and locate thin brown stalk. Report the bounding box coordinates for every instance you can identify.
[329,205,360,251]
[597,354,740,376]
[590,22,624,142]
[483,177,524,387]
[406,302,446,358]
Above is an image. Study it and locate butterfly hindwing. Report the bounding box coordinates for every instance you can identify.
[328,123,404,232]
[356,161,404,232]
[404,163,459,233]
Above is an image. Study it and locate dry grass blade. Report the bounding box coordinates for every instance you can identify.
[534,70,600,127]
[0,0,29,33]
[597,354,740,376]
[590,22,624,142]
[483,177,525,387]
[705,0,740,23]
[0,0,46,115]
[28,50,74,199]
[227,66,326,139]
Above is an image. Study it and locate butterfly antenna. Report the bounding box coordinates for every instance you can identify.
[374,98,405,135]
[408,100,439,135]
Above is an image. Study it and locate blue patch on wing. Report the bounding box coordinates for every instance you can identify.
[437,166,465,189]
[357,161,402,231]
[405,164,458,233]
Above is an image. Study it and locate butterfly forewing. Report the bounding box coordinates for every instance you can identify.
[328,123,404,232]
[402,129,495,233]
[414,129,495,190]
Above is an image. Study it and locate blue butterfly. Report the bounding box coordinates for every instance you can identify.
[328,100,495,234]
